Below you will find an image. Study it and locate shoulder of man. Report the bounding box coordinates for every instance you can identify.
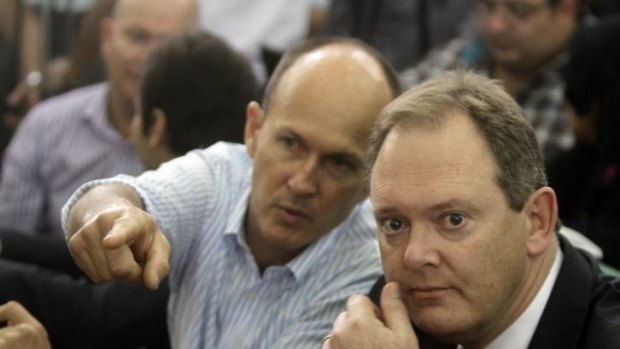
[21,82,107,127]
[399,36,475,89]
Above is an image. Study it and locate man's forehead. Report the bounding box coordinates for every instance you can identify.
[271,118,367,161]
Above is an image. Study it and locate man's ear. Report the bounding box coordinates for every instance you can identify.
[523,187,558,257]
[245,101,264,158]
[147,108,168,147]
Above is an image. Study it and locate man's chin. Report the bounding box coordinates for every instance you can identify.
[413,316,472,346]
[490,53,532,74]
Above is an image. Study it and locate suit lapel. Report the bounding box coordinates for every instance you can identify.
[528,236,594,348]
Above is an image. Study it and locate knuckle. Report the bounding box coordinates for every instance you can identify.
[342,316,365,332]
[4,301,21,313]
[109,263,132,278]
[109,261,139,280]
[68,238,91,268]
[95,210,119,230]
[67,235,85,253]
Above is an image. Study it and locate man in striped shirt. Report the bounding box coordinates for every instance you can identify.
[0,0,198,237]
[62,37,400,348]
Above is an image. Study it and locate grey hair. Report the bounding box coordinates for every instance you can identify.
[368,71,547,213]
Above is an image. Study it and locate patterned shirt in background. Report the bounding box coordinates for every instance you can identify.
[62,142,382,349]
[400,35,574,161]
[0,83,143,237]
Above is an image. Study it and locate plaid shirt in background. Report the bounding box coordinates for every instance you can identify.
[400,35,574,161]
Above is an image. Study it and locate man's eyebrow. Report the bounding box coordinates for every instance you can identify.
[372,199,480,217]
[281,127,364,165]
[372,205,402,218]
[328,152,365,167]
[426,199,479,214]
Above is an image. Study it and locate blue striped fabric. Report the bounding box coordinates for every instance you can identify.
[0,83,143,236]
[62,142,382,349]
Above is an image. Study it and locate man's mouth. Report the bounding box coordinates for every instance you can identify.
[276,205,311,224]
[409,286,451,299]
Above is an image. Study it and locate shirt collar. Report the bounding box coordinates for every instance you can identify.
[223,186,251,241]
[83,82,128,142]
[83,82,109,124]
[222,188,358,282]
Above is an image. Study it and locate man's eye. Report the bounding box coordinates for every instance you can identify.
[282,137,298,148]
[441,213,466,230]
[326,157,355,175]
[507,3,536,19]
[125,30,149,44]
[380,218,409,236]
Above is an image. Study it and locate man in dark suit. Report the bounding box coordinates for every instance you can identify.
[322,71,620,349]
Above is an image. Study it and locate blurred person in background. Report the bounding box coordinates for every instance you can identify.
[547,15,620,268]
[0,0,197,237]
[197,0,331,85]
[400,0,582,162]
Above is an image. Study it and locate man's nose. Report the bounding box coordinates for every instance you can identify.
[482,5,513,34]
[287,158,319,196]
[403,227,440,270]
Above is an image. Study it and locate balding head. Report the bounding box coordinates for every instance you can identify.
[262,37,400,114]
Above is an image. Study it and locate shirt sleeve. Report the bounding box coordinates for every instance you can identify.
[62,150,216,261]
[0,108,46,234]
[61,143,251,283]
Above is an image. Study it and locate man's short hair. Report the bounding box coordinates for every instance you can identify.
[261,37,402,113]
[368,71,547,212]
[140,31,259,154]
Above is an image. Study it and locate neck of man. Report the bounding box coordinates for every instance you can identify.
[146,149,176,170]
[107,88,133,139]
[463,239,559,349]
[492,66,537,97]
[244,207,304,275]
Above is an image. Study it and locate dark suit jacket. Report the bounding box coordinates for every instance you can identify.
[0,230,170,349]
[368,236,620,348]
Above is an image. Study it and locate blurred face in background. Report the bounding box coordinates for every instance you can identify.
[476,0,576,73]
[101,0,196,102]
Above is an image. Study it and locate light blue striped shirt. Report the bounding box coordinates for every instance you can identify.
[62,142,382,349]
[0,83,143,236]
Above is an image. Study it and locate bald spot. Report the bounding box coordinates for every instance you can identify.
[268,44,394,146]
